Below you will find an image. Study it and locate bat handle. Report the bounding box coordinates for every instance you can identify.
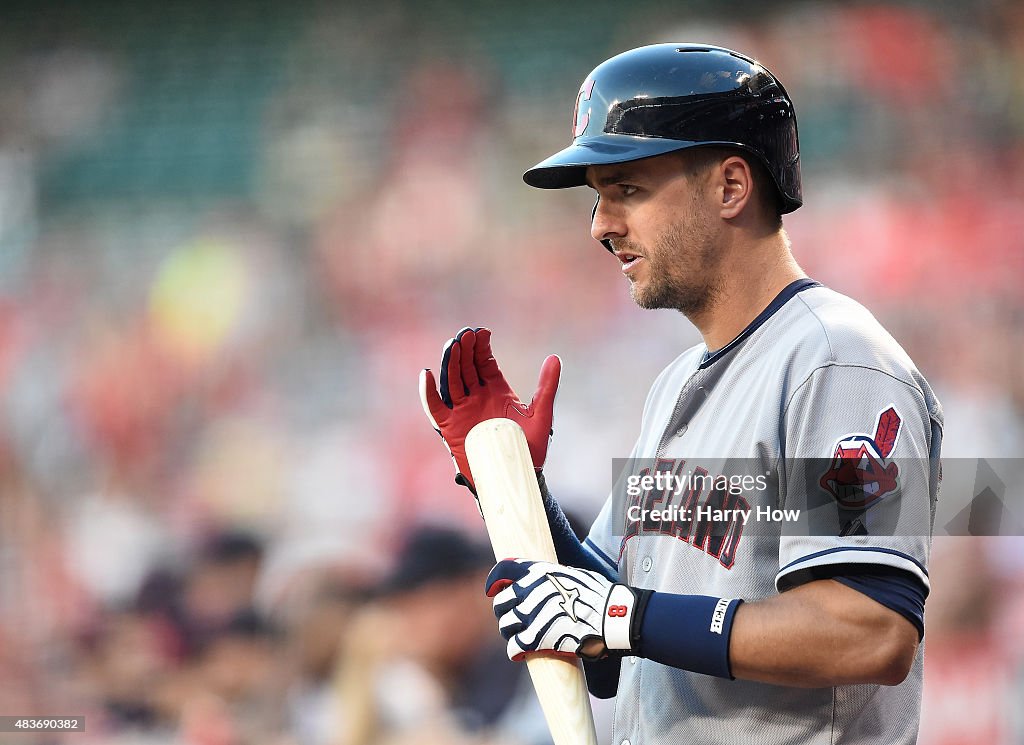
[466,418,600,745]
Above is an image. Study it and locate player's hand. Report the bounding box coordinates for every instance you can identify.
[484,559,645,662]
[419,327,561,494]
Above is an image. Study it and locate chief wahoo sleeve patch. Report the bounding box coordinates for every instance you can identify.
[819,406,902,509]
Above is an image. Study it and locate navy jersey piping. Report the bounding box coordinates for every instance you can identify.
[698,278,822,369]
[778,546,929,577]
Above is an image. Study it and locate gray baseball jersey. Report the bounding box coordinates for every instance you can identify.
[585,280,943,745]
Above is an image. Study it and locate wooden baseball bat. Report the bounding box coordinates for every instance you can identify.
[465,418,599,745]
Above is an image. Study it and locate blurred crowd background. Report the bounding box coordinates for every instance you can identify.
[1,0,1023,743]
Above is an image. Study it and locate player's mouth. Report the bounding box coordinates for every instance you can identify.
[616,252,645,274]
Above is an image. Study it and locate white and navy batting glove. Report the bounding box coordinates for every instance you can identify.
[485,559,650,662]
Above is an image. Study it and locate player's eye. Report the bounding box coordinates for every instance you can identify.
[620,184,639,196]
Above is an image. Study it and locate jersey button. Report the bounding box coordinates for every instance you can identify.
[641,556,653,572]
[675,424,687,437]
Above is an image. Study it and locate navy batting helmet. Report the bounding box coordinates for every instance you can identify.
[523,43,802,214]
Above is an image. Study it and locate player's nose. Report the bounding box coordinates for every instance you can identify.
[591,197,627,244]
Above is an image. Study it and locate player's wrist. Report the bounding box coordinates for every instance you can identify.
[634,593,743,679]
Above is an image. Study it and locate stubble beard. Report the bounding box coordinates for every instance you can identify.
[625,212,723,318]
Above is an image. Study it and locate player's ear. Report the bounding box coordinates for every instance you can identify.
[718,156,754,220]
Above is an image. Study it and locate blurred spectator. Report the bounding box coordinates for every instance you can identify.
[133,530,265,657]
[336,526,547,745]
[191,611,287,743]
[280,571,368,745]
[78,609,179,732]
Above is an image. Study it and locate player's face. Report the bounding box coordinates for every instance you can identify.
[587,153,724,316]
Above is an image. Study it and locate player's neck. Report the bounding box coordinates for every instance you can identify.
[692,229,805,352]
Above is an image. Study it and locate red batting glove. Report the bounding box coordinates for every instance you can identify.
[419,327,561,495]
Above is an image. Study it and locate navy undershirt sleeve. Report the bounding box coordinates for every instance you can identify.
[582,657,622,699]
[832,567,927,640]
[536,473,618,581]
[782,562,928,639]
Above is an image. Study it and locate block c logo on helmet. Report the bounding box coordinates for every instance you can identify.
[573,78,595,138]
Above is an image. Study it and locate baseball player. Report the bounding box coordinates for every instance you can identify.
[420,44,943,745]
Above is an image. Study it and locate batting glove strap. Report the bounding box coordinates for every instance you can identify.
[603,584,642,651]
[593,586,653,662]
